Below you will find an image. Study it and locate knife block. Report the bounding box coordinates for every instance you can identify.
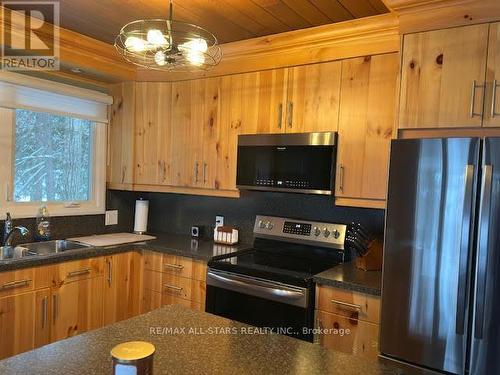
[355,238,383,271]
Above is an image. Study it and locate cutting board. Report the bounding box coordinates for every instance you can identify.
[68,232,156,247]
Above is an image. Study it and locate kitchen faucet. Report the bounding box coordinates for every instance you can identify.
[3,226,29,246]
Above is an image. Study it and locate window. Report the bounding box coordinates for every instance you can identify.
[0,72,111,218]
[13,109,93,203]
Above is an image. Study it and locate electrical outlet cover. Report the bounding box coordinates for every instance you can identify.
[105,210,118,226]
[215,215,224,228]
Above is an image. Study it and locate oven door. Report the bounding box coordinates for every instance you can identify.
[205,269,314,342]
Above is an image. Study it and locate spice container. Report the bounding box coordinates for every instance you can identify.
[111,341,155,375]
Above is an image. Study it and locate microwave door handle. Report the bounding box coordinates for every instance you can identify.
[456,165,474,335]
[474,164,492,339]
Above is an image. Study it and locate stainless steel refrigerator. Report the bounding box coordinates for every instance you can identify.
[380,137,500,375]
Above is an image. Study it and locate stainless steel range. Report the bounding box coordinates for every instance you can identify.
[206,215,348,342]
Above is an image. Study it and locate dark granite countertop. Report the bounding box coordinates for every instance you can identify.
[0,232,250,272]
[0,305,412,375]
[314,262,382,296]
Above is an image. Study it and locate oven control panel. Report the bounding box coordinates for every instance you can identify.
[254,215,347,249]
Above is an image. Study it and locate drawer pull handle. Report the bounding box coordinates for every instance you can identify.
[164,263,184,270]
[1,279,31,290]
[67,268,91,278]
[164,284,183,292]
[331,299,361,311]
[41,296,48,328]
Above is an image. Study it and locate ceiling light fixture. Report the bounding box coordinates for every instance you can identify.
[114,0,222,71]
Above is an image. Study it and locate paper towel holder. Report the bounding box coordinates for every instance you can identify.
[134,198,149,235]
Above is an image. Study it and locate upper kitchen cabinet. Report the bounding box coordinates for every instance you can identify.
[134,82,172,186]
[237,61,342,135]
[336,53,399,208]
[286,61,342,133]
[399,24,490,128]
[484,22,500,128]
[236,68,289,134]
[107,82,135,190]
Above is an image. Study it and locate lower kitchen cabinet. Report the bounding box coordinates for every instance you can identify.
[103,252,142,326]
[316,309,380,360]
[0,290,45,359]
[50,276,104,342]
[315,284,381,361]
[142,251,207,313]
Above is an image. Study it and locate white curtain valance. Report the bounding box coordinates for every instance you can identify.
[0,71,112,123]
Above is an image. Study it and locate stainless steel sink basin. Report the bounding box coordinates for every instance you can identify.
[0,240,91,261]
[20,240,92,255]
[0,246,30,260]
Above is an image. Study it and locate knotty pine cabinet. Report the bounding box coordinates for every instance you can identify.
[335,53,399,209]
[142,251,207,313]
[315,284,381,361]
[103,252,143,326]
[107,82,135,190]
[399,22,500,129]
[0,252,144,359]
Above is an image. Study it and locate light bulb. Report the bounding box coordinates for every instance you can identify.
[155,51,166,66]
[124,36,146,52]
[186,51,205,66]
[180,38,208,53]
[147,29,167,46]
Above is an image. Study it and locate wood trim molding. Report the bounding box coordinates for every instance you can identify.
[335,198,386,209]
[137,14,401,82]
[110,183,241,199]
[384,0,500,33]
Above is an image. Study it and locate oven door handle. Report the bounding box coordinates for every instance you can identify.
[207,270,308,308]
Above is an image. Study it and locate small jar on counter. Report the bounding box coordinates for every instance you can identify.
[111,341,155,375]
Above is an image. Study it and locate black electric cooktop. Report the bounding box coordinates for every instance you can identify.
[208,238,345,287]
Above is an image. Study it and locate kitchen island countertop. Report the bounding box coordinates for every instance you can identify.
[0,305,409,375]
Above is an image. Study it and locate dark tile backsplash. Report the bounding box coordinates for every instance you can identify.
[130,189,385,244]
[0,189,385,245]
[0,190,135,244]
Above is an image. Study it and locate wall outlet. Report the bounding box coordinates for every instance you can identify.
[215,215,224,228]
[105,210,118,226]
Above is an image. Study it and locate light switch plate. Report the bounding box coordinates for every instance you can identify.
[215,215,224,228]
[105,210,118,226]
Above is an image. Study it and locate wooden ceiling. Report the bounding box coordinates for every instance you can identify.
[50,0,389,44]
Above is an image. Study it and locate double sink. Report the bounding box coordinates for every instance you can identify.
[0,240,92,261]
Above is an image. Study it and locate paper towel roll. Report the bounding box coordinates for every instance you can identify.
[134,199,149,234]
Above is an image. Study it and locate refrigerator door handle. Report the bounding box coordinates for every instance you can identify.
[456,164,475,335]
[474,164,493,340]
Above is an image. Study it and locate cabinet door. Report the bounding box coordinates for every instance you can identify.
[107,82,135,189]
[316,309,379,361]
[0,292,35,359]
[286,61,342,133]
[170,80,203,187]
[215,75,240,191]
[399,24,489,128]
[238,68,288,134]
[51,277,103,342]
[103,252,142,326]
[134,82,172,185]
[34,289,50,349]
[336,53,398,206]
[484,22,500,127]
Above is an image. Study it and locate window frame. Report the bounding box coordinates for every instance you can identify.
[0,107,106,219]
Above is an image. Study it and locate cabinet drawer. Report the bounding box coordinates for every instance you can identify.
[52,257,104,285]
[316,285,380,324]
[143,270,205,303]
[144,251,207,281]
[0,268,34,297]
[316,309,379,360]
[161,254,207,281]
[162,294,203,312]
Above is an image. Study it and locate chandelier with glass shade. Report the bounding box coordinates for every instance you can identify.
[114,0,222,71]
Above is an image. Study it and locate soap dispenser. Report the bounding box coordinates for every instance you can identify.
[35,205,51,241]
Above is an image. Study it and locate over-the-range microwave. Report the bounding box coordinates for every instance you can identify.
[236,132,337,195]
